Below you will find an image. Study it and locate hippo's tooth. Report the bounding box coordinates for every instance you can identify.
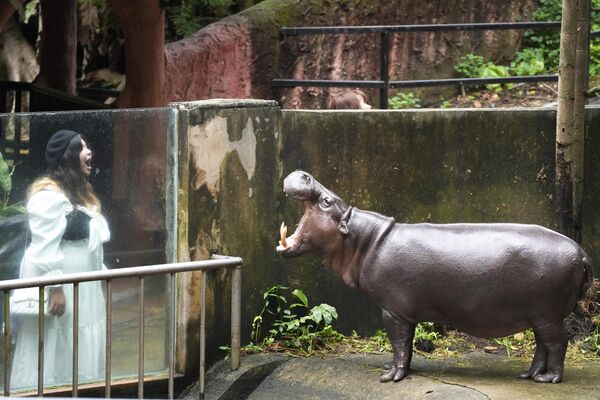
[280,222,288,247]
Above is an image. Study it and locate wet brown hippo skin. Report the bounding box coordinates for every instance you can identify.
[276,170,593,384]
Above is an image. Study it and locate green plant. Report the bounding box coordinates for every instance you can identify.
[246,285,343,354]
[389,92,421,109]
[510,48,546,76]
[454,53,511,92]
[493,330,536,357]
[521,0,600,74]
[0,152,25,217]
[414,322,440,342]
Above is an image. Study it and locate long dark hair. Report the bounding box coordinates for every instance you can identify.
[31,135,100,210]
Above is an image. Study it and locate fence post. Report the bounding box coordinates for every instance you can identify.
[3,290,10,396]
[230,265,242,371]
[380,31,390,109]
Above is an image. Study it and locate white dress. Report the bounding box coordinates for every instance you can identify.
[10,189,110,390]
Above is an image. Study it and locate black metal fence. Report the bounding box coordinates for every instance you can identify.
[0,81,108,164]
[273,21,599,109]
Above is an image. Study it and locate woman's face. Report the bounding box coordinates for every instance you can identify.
[79,139,92,176]
[358,97,372,110]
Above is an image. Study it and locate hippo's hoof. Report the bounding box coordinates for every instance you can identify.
[533,372,562,384]
[380,368,395,382]
[518,367,543,379]
[379,366,407,383]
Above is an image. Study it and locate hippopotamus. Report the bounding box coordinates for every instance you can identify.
[276,170,593,384]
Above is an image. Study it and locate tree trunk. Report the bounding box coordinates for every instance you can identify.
[0,0,25,32]
[572,0,590,244]
[35,0,77,94]
[555,0,578,239]
[105,0,168,271]
[106,0,166,107]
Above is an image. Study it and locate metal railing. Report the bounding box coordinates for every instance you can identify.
[0,254,242,398]
[273,21,600,109]
[0,80,109,165]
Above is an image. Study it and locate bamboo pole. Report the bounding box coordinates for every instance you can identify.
[573,0,591,244]
[555,0,578,239]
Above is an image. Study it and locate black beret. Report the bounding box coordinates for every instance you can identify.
[45,130,80,166]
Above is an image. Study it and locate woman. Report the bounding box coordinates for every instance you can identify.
[11,129,109,390]
[328,89,372,109]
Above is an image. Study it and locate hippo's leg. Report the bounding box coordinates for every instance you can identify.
[518,330,548,379]
[379,309,415,383]
[519,322,567,383]
[530,321,567,383]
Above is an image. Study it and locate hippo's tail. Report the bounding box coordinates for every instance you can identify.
[577,252,597,310]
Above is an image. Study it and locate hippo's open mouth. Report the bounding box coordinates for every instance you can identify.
[276,202,308,258]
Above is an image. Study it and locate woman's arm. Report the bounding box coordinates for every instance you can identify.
[23,190,72,316]
[22,190,72,277]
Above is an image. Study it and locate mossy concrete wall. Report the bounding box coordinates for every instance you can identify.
[175,101,600,373]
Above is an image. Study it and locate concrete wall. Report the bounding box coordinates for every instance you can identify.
[175,101,600,372]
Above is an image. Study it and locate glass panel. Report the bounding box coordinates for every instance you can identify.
[0,108,173,393]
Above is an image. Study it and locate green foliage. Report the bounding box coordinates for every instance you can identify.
[510,48,545,76]
[23,0,39,24]
[246,285,343,354]
[167,0,260,40]
[493,330,536,357]
[454,53,511,92]
[414,322,440,342]
[389,92,421,109]
[0,153,25,217]
[522,0,600,74]
[168,1,203,38]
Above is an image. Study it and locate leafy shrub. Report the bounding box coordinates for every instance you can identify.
[389,92,421,109]
[248,285,342,354]
[0,152,25,217]
[522,0,600,74]
[454,53,511,91]
[511,48,546,76]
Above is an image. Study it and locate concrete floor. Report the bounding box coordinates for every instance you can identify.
[182,352,600,400]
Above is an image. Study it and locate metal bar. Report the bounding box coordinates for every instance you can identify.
[38,286,44,396]
[273,75,559,90]
[72,284,79,397]
[4,289,10,396]
[0,87,6,113]
[0,258,243,291]
[105,280,112,398]
[168,273,175,399]
[138,277,144,399]
[199,271,206,400]
[13,112,21,162]
[389,74,559,88]
[280,21,562,36]
[14,88,21,112]
[380,31,390,109]
[230,266,241,371]
[272,79,385,88]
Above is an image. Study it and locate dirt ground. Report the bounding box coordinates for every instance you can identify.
[429,82,558,108]
[430,81,600,109]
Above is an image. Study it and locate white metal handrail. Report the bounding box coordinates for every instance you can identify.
[1,255,242,398]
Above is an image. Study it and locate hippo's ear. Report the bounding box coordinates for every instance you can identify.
[338,221,349,235]
[338,206,352,235]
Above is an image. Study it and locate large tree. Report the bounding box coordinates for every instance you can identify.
[106,0,166,107]
[35,0,78,94]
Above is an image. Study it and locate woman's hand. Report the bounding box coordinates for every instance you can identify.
[48,287,66,316]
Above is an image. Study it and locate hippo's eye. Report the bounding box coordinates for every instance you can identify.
[320,197,331,208]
